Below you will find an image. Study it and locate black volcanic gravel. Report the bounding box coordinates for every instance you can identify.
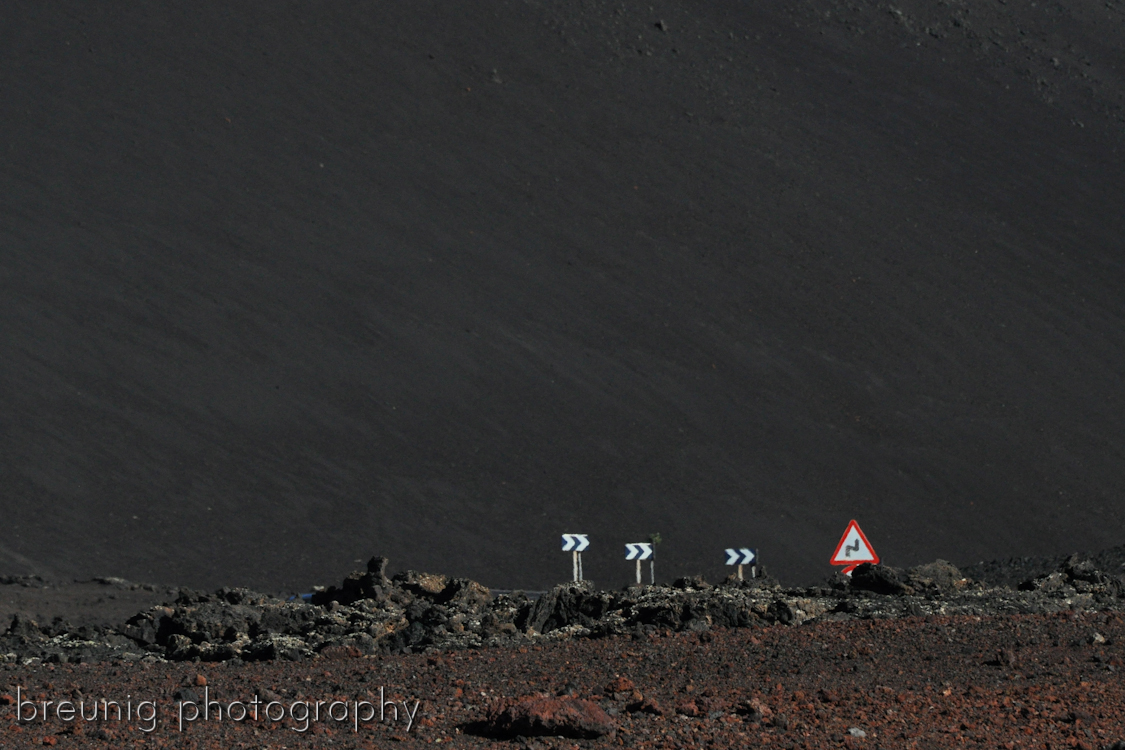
[2,552,1125,746]
[2,610,1125,749]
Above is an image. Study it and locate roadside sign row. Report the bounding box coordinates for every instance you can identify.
[558,520,879,582]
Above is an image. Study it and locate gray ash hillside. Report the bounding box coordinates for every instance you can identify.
[3,548,1125,666]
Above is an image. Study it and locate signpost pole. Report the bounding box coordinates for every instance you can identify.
[726,548,757,580]
[563,534,589,583]
[627,542,652,585]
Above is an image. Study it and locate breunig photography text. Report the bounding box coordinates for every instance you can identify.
[14,685,422,733]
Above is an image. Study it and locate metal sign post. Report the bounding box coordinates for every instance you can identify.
[625,543,653,584]
[561,534,589,582]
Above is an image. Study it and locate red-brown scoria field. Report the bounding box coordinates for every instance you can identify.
[2,611,1123,749]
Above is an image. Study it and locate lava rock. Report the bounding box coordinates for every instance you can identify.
[523,582,614,634]
[8,553,1125,665]
[675,698,700,717]
[850,564,911,595]
[367,555,390,580]
[627,697,663,715]
[484,694,616,739]
[736,698,772,722]
[604,676,635,695]
[393,570,448,597]
[905,560,968,592]
[6,614,45,642]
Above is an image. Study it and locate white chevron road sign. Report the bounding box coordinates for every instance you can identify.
[561,534,589,552]
[625,543,653,560]
[725,548,756,566]
[562,534,589,583]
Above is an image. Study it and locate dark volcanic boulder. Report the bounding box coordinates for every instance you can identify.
[1062,554,1120,590]
[904,560,969,593]
[1018,555,1125,598]
[5,614,46,643]
[313,557,395,606]
[435,578,491,607]
[484,695,616,739]
[521,582,615,634]
[850,564,910,595]
[849,561,972,596]
[1019,571,1074,593]
[392,570,448,597]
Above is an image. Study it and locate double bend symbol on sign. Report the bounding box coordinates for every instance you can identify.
[830,519,879,576]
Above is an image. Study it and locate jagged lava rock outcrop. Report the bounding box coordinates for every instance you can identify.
[3,554,1125,664]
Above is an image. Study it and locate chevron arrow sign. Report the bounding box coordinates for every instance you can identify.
[561,534,589,552]
[724,548,756,566]
[625,542,653,560]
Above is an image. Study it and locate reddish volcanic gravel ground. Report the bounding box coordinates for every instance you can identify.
[2,611,1123,749]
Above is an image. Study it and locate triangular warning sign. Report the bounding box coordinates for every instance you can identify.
[830,519,879,573]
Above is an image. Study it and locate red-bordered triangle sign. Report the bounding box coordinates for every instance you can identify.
[830,519,879,576]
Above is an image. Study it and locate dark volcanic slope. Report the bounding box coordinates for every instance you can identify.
[1,1,1123,591]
